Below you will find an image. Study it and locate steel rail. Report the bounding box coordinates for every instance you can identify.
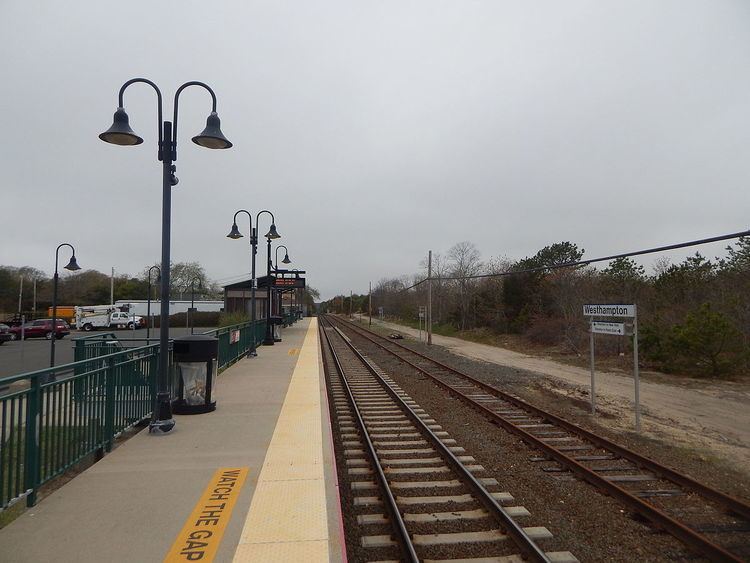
[318,319,419,562]
[329,315,749,563]
[323,318,551,563]
[332,316,750,518]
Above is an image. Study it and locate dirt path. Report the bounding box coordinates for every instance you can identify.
[368,318,750,473]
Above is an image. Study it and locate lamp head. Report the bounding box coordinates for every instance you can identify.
[64,255,81,271]
[192,112,232,149]
[282,253,291,264]
[227,223,243,239]
[266,223,280,239]
[99,108,143,146]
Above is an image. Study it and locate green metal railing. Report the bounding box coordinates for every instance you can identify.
[73,332,124,362]
[202,320,266,371]
[282,311,301,327]
[0,345,158,510]
[0,318,269,511]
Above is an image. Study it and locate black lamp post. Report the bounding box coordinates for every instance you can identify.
[227,210,280,349]
[51,244,80,371]
[274,245,291,270]
[146,265,161,342]
[189,277,202,335]
[100,78,232,435]
[274,245,291,320]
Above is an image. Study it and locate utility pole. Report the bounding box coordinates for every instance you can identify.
[110,267,115,305]
[369,281,372,327]
[32,279,37,315]
[17,276,23,314]
[349,290,353,318]
[427,250,433,345]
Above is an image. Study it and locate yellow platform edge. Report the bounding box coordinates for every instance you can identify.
[233,318,331,563]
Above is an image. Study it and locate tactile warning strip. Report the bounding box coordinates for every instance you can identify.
[233,319,330,562]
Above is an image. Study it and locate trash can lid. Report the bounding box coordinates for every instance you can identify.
[173,334,219,360]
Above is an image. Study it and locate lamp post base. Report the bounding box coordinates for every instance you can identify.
[149,418,176,434]
[149,393,176,434]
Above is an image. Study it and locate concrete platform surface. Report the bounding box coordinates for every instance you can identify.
[0,318,345,563]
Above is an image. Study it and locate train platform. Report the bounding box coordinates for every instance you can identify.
[0,318,346,563]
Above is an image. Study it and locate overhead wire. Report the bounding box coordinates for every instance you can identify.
[396,228,750,292]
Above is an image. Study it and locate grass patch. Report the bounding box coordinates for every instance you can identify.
[2,425,92,519]
[0,500,25,528]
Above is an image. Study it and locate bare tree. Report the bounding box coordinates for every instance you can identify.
[143,261,209,300]
[447,241,483,330]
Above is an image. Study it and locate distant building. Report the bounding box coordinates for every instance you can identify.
[223,278,308,317]
[222,280,269,318]
[115,300,224,317]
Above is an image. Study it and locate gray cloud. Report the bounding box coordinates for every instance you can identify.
[2,1,748,299]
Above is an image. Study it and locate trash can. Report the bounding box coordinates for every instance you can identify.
[270,316,283,342]
[172,335,218,414]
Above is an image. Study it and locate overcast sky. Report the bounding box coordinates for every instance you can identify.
[2,1,749,299]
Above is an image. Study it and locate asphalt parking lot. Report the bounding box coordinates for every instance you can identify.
[0,326,217,380]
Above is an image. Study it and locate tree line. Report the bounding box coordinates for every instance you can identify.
[323,238,750,378]
[0,261,222,317]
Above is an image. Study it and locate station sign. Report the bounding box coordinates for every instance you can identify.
[583,304,635,318]
[257,275,306,289]
[274,277,305,289]
[591,321,625,336]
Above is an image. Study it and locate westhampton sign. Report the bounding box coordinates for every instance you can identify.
[583,304,635,318]
[584,303,641,432]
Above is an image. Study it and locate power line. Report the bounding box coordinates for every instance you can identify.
[399,228,750,290]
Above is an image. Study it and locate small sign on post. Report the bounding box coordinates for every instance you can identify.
[591,321,625,336]
[584,304,640,432]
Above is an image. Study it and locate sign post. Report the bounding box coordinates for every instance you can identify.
[633,306,640,432]
[418,306,426,342]
[589,318,595,414]
[584,304,640,431]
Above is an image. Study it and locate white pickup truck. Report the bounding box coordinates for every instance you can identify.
[75,306,145,331]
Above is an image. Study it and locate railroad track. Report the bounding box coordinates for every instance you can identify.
[327,315,750,563]
[319,317,578,563]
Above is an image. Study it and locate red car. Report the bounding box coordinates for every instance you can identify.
[9,319,70,340]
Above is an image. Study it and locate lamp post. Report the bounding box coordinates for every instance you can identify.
[227,210,280,352]
[100,78,232,435]
[189,277,202,334]
[273,245,291,320]
[147,265,161,342]
[50,244,80,372]
[274,245,291,270]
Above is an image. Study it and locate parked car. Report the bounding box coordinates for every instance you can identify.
[0,323,12,345]
[9,319,70,340]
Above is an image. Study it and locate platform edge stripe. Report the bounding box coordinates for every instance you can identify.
[164,467,249,563]
[233,318,331,561]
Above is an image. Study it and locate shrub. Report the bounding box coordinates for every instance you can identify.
[642,304,745,377]
[525,317,566,346]
[218,311,251,327]
[150,311,220,328]
[668,304,744,377]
